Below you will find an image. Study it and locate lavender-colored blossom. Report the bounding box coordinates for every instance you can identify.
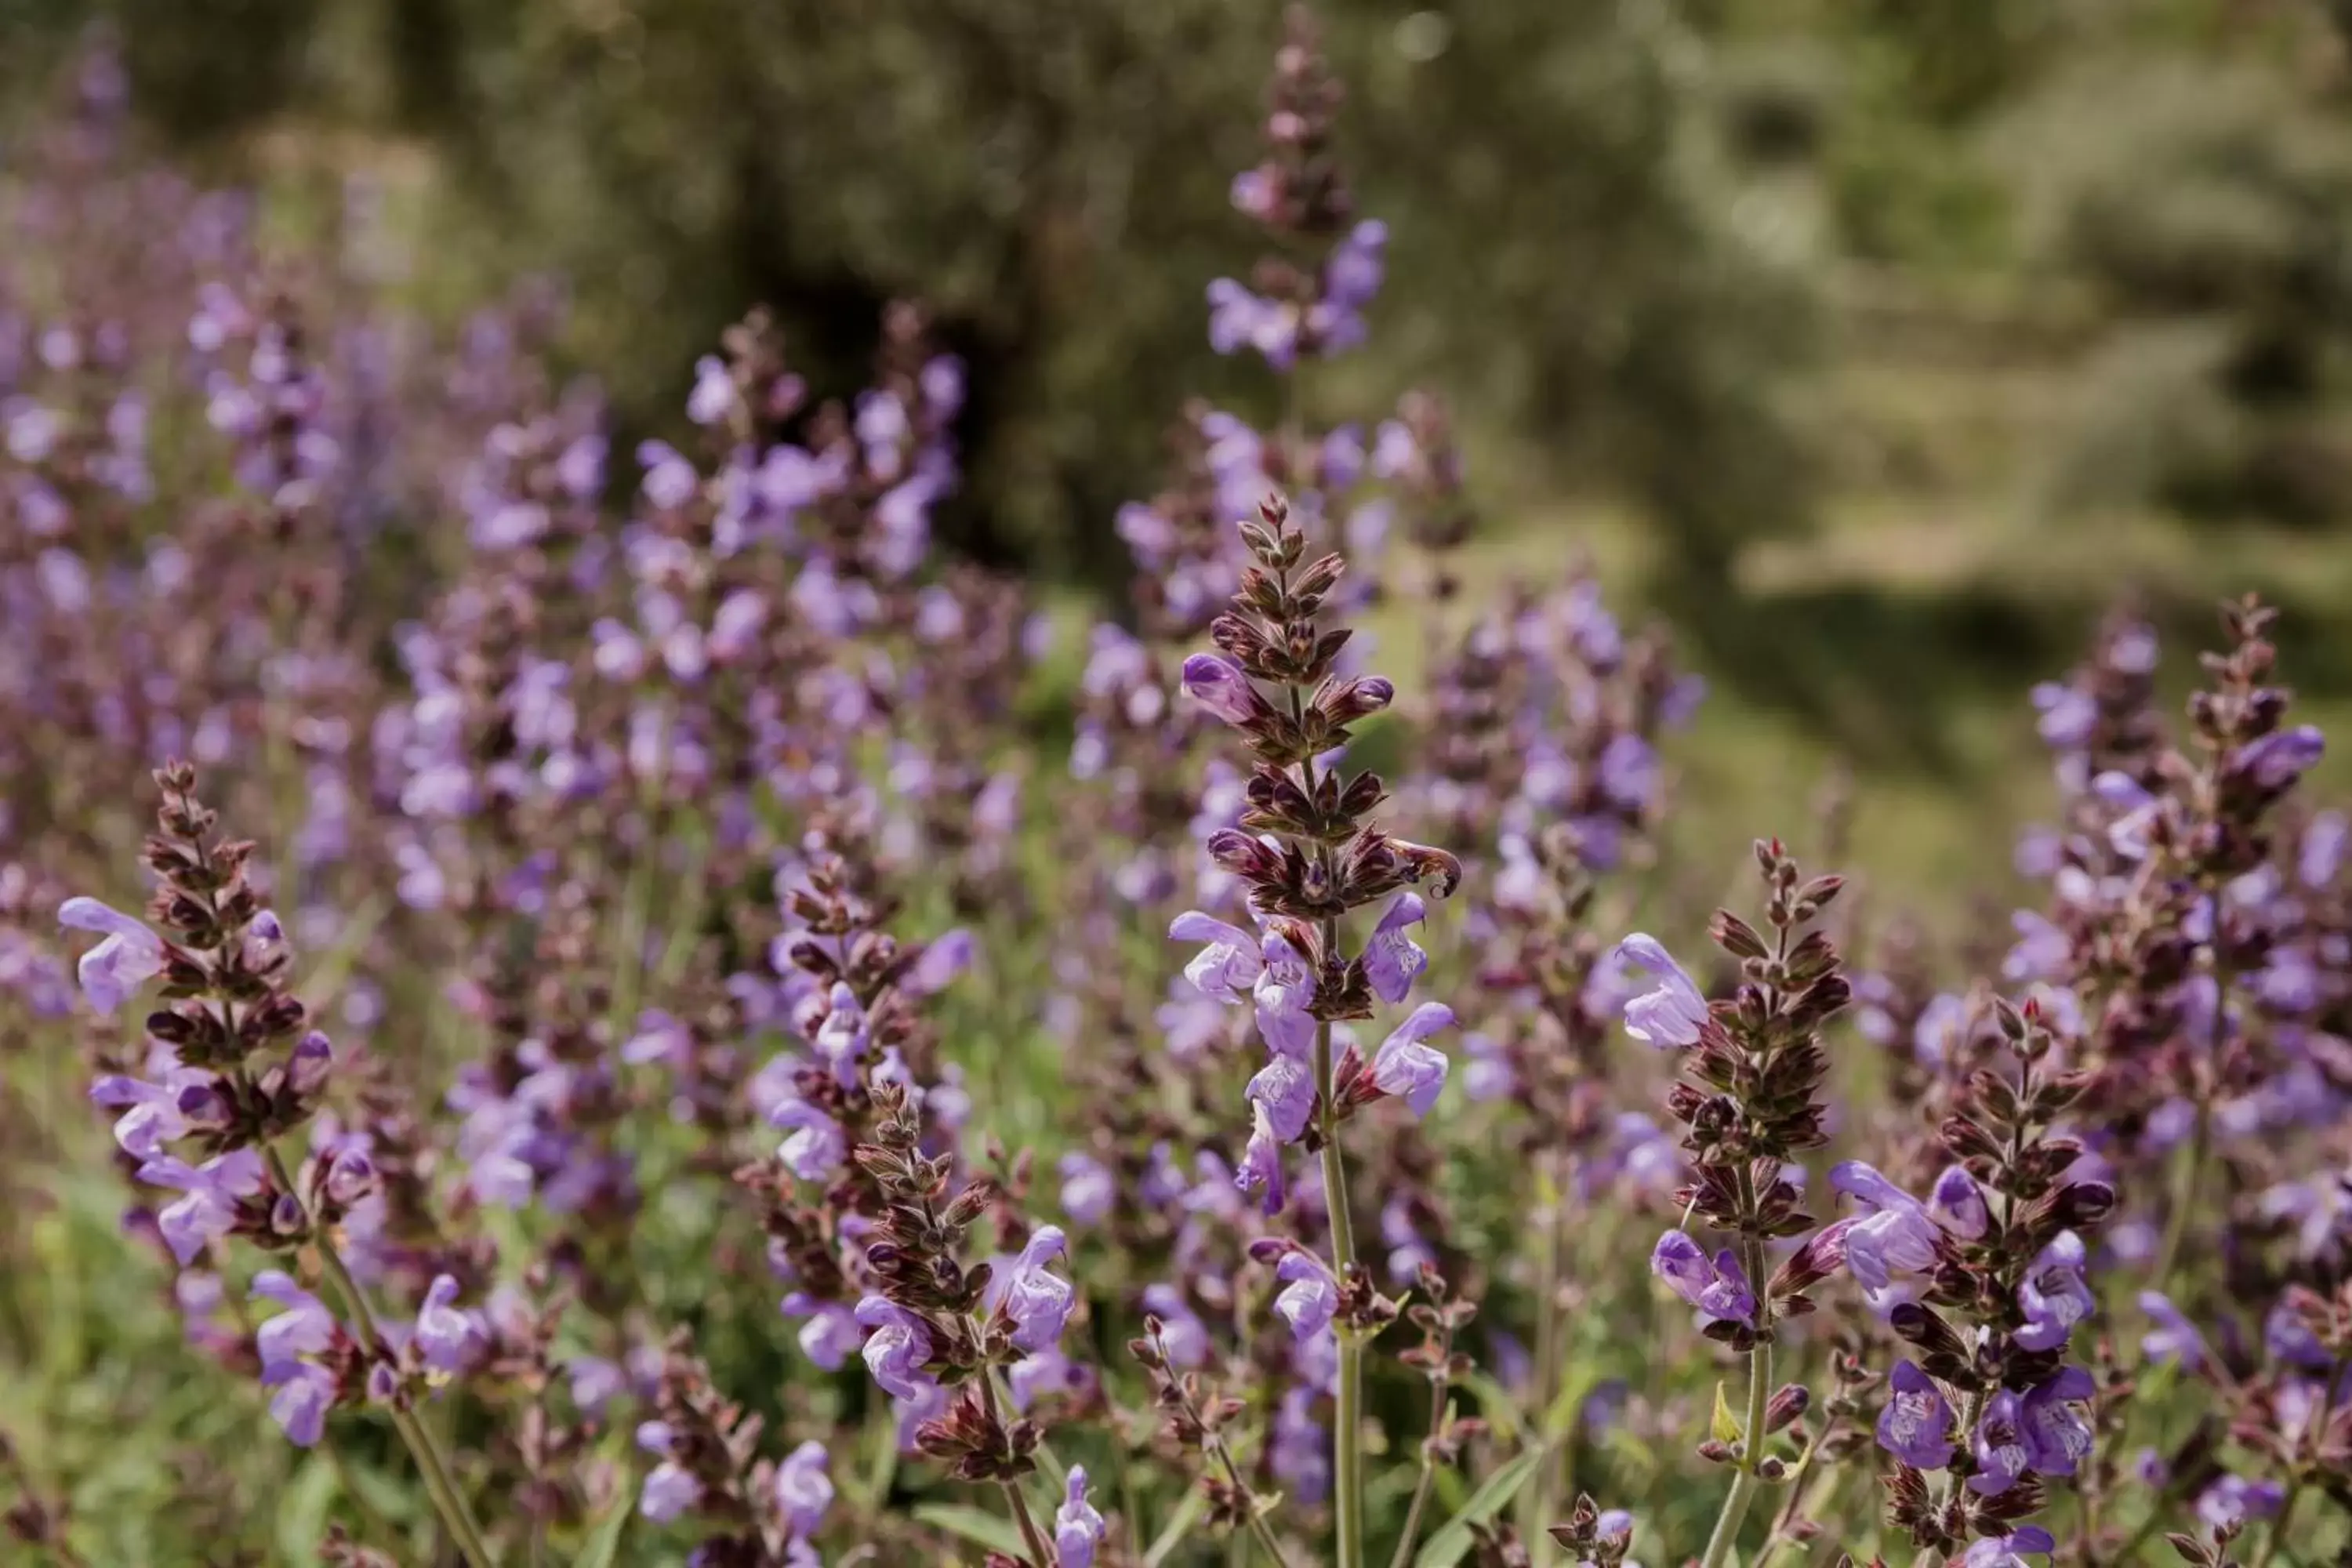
[1615,935,1708,1047]
[1271,1385,1328,1504]
[2014,1231,2094,1351]
[783,1294,862,1371]
[1829,1163,1942,1294]
[641,1459,701,1523]
[1650,1230,1756,1328]
[774,1440,832,1538]
[770,1097,847,1181]
[2019,1367,2095,1476]
[1363,892,1428,1004]
[1876,1360,1955,1470]
[1927,1165,1990,1240]
[57,895,168,1011]
[415,1274,484,1374]
[1180,652,1264,728]
[2239,725,2325,791]
[1273,1252,1338,1340]
[1960,1528,2056,1568]
[855,1298,935,1400]
[1246,1052,1318,1144]
[1059,1152,1115,1225]
[1253,929,1318,1058]
[1003,1226,1075,1353]
[1969,1390,2031,1497]
[252,1270,335,1378]
[269,1363,336,1447]
[2031,682,2096,749]
[2198,1475,2286,1528]
[1142,1284,1209,1369]
[1170,911,1263,1003]
[2003,911,2071,983]
[2139,1291,2208,1369]
[2300,811,2347,887]
[1236,1099,1289,1215]
[1054,1467,1106,1568]
[140,1148,267,1264]
[1370,1001,1454,1116]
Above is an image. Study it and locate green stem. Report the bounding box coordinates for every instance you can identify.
[1316,1007,1366,1568]
[1386,1377,1454,1568]
[1700,1177,1773,1568]
[978,1354,1051,1568]
[260,1144,500,1568]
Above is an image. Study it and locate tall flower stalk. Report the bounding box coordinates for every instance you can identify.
[1174,494,1461,1566]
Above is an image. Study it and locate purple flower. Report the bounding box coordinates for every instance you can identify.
[783,1295,862,1370]
[1170,911,1264,1003]
[1969,1390,2031,1496]
[1003,1227,1075,1353]
[1961,1528,2056,1568]
[2198,1475,2286,1529]
[1829,1163,1942,1294]
[1247,1052,1319,1144]
[1059,1152,1114,1225]
[2300,811,2347,887]
[1141,1284,1209,1368]
[268,1363,336,1447]
[1180,652,1266,728]
[1363,893,1428,1004]
[252,1270,336,1380]
[2014,1231,2093,1351]
[1054,1466,1106,1568]
[1271,1385,1328,1504]
[641,1461,701,1523]
[2032,682,2096,749]
[140,1149,266,1264]
[1650,1230,1756,1329]
[1236,1100,1289,1215]
[57,896,168,1011]
[1254,930,1318,1058]
[2003,911,2071,983]
[774,1440,832,1538]
[1615,935,1708,1047]
[2139,1291,2208,1369]
[1273,1253,1338,1340]
[1876,1360,1955,1470]
[2239,725,2325,791]
[415,1274,484,1374]
[1370,1002,1454,1116]
[811,982,869,1086]
[2019,1367,2095,1476]
[770,1098,847,1181]
[89,1068,213,1160]
[855,1298,936,1400]
[1927,1165,1989,1240]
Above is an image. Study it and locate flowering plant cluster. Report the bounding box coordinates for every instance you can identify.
[2,15,2349,1568]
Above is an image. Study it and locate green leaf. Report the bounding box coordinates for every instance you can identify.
[274,1455,337,1566]
[1711,1380,1743,1445]
[913,1501,1029,1559]
[572,1492,633,1568]
[1142,1484,1211,1568]
[1413,1447,1547,1568]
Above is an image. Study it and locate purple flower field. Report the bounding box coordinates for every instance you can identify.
[3,15,2350,1568]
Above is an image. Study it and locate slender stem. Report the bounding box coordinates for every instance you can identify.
[2251,1358,2347,1568]
[1316,1004,1367,1568]
[1386,1377,1454,1568]
[260,1143,499,1568]
[1149,1326,1298,1568]
[1699,1171,1773,1568]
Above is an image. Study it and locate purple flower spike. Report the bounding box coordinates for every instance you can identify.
[774,1440,833,1538]
[1054,1466,1106,1568]
[855,1297,936,1400]
[57,895,168,1011]
[1180,652,1265,728]
[1876,1360,1955,1471]
[1615,935,1708,1047]
[1003,1226,1075,1353]
[1370,1002,1454,1116]
[1363,893,1428,1004]
[2239,724,2325,790]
